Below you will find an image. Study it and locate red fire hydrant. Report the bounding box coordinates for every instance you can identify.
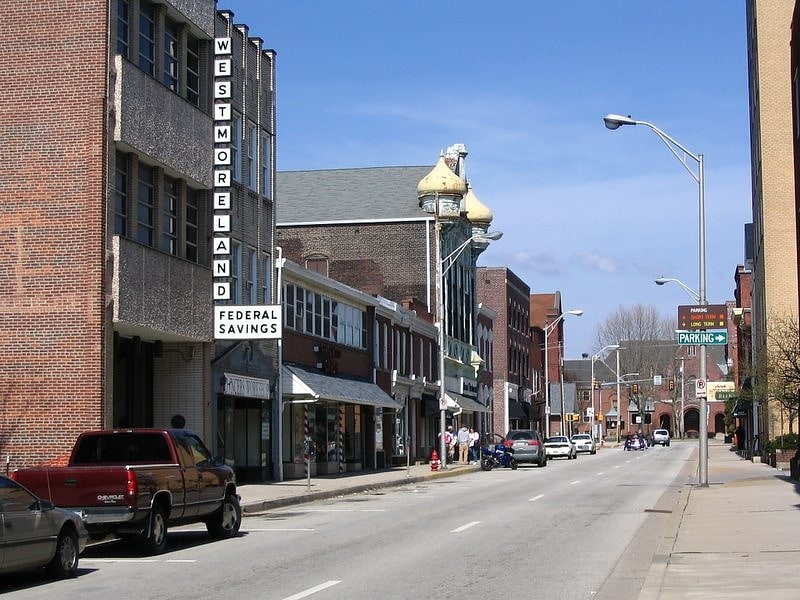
[430,449,440,471]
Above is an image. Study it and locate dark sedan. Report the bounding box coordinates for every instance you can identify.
[503,430,547,467]
[0,475,88,578]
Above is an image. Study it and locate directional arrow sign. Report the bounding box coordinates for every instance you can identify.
[677,331,728,345]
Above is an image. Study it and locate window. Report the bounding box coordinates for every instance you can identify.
[163,18,179,92]
[282,282,367,349]
[114,152,128,235]
[186,36,200,107]
[185,188,199,263]
[161,176,178,255]
[137,164,154,246]
[262,253,272,303]
[261,134,272,198]
[247,123,257,190]
[247,247,257,304]
[231,114,242,182]
[138,0,155,76]
[116,0,130,58]
[305,256,328,276]
[231,241,242,303]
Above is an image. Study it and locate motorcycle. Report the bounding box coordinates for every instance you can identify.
[624,435,646,451]
[480,443,518,470]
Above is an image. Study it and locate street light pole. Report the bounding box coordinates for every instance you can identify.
[616,346,621,445]
[591,344,619,442]
[604,113,708,486]
[543,309,583,438]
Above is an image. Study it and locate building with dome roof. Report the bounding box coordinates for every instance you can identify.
[276,145,500,463]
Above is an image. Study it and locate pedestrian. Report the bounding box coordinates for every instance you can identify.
[457,425,470,464]
[439,425,454,461]
[171,414,186,429]
[468,427,479,464]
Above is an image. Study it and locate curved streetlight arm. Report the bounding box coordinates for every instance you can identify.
[441,231,503,276]
[655,277,700,303]
[604,114,700,182]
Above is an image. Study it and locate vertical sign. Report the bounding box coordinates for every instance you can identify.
[213,37,232,304]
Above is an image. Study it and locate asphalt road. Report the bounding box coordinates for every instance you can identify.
[1,443,694,600]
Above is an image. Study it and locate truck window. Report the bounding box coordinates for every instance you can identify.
[182,433,213,467]
[73,433,173,464]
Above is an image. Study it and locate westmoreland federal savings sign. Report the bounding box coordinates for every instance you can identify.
[214,306,282,340]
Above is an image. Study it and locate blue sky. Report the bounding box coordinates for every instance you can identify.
[222,1,752,357]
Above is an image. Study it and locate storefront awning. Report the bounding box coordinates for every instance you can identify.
[447,392,490,413]
[282,364,402,409]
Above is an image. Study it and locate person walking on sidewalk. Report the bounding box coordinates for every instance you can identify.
[457,425,470,464]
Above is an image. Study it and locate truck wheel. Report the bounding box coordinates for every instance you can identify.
[141,503,168,555]
[206,493,241,539]
[45,527,79,578]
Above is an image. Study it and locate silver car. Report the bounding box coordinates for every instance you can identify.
[1,475,88,578]
[503,430,547,467]
[570,433,597,454]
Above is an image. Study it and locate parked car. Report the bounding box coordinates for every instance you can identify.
[12,428,240,555]
[652,429,671,446]
[0,475,88,578]
[503,430,547,467]
[570,433,597,454]
[544,435,577,459]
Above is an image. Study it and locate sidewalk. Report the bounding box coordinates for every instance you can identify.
[639,439,800,599]
[237,460,477,514]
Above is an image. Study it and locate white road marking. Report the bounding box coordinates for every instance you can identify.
[597,472,605,476]
[451,521,481,533]
[245,528,314,532]
[283,580,342,600]
[83,559,197,564]
[529,494,545,502]
[570,480,580,485]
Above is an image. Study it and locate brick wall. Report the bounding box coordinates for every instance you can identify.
[0,1,109,466]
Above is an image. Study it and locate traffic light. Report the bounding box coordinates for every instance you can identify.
[668,379,675,391]
[592,377,599,390]
[632,383,639,394]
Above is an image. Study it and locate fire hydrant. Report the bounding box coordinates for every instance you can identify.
[430,449,440,471]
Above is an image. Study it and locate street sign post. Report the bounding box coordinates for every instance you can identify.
[676,331,728,345]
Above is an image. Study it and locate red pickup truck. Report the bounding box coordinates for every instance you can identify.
[11,428,240,554]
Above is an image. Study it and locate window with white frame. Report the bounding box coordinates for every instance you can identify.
[116,0,130,58]
[247,247,257,304]
[137,163,154,246]
[185,188,199,263]
[261,133,272,198]
[138,0,155,76]
[231,114,242,182]
[247,123,257,190]
[163,17,179,92]
[283,282,367,349]
[231,241,242,303]
[114,152,128,236]
[262,252,272,304]
[161,176,178,255]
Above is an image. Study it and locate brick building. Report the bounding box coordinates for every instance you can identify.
[1,2,280,481]
[276,145,499,457]
[476,267,533,436]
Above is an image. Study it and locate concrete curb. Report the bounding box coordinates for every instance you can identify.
[241,465,471,516]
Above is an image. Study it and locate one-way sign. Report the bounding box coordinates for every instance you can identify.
[677,331,728,345]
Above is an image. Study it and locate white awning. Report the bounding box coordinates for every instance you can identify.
[282,364,402,409]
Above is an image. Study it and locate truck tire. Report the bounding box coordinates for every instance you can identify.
[45,527,79,578]
[206,493,241,539]
[141,503,168,555]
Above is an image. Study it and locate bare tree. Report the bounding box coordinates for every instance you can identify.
[762,314,800,436]
[594,304,676,427]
